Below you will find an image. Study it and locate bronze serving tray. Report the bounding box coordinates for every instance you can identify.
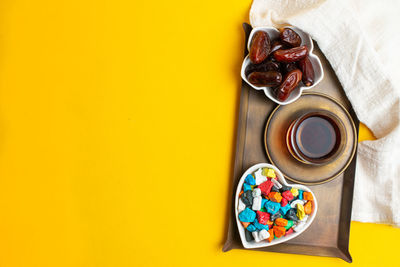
[222,23,359,262]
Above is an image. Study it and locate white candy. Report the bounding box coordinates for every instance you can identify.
[271,178,282,189]
[254,168,267,185]
[293,221,306,232]
[290,199,305,208]
[252,196,262,211]
[301,215,309,222]
[258,229,270,240]
[238,198,246,213]
[252,231,261,242]
[252,188,261,197]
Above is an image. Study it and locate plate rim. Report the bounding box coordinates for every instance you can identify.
[264,92,358,185]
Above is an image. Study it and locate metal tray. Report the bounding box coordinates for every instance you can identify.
[222,23,359,263]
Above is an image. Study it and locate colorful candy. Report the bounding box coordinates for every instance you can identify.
[265,200,281,214]
[259,229,270,241]
[256,211,270,225]
[254,168,268,185]
[242,190,253,206]
[263,168,276,178]
[252,196,262,211]
[275,218,288,227]
[238,168,315,243]
[268,192,282,203]
[304,201,313,215]
[291,188,299,197]
[282,190,294,201]
[238,198,246,213]
[258,180,274,196]
[245,174,256,185]
[273,226,286,238]
[296,203,306,220]
[239,208,256,222]
[243,183,252,192]
[303,192,314,201]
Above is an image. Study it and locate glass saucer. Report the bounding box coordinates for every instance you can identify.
[264,92,357,185]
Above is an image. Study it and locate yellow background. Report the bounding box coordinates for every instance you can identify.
[0,0,398,266]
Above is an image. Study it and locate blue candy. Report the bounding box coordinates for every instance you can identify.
[261,198,268,208]
[252,219,269,231]
[245,174,256,185]
[243,183,252,192]
[280,203,291,215]
[265,200,281,214]
[238,207,256,223]
[298,190,304,200]
[246,224,257,232]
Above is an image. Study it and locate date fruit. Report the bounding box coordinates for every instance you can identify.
[280,28,302,47]
[281,62,297,74]
[247,71,282,87]
[249,31,271,64]
[273,46,308,63]
[298,56,315,86]
[274,69,302,101]
[270,40,285,54]
[245,61,279,76]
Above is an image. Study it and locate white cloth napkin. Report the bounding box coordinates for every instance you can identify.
[250,0,400,226]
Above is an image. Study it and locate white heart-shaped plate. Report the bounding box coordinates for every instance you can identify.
[235,163,318,248]
[241,26,324,105]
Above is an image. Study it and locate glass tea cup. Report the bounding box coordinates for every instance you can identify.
[286,110,347,165]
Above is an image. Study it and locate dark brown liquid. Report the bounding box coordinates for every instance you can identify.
[295,115,340,159]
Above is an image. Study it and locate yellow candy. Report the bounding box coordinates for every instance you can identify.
[263,168,276,178]
[291,188,299,197]
[296,203,305,220]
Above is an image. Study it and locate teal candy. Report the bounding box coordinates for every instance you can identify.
[243,183,252,192]
[298,190,304,200]
[246,224,257,232]
[280,203,291,215]
[261,198,268,207]
[252,219,269,231]
[244,174,256,185]
[265,200,281,214]
[238,207,256,223]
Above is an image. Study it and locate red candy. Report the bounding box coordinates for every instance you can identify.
[285,228,294,236]
[282,190,294,201]
[256,211,270,225]
[281,198,288,207]
[258,180,274,197]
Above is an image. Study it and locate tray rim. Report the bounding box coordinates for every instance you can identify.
[264,92,358,185]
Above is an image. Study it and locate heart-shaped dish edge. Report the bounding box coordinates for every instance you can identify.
[241,26,324,105]
[235,163,318,249]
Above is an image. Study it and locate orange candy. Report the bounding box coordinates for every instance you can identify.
[273,226,286,238]
[304,201,313,215]
[275,218,288,227]
[267,229,274,242]
[267,220,274,227]
[303,192,313,201]
[268,192,282,203]
[239,190,244,197]
[241,222,250,228]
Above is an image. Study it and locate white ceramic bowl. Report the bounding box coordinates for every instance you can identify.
[241,26,324,105]
[235,163,318,248]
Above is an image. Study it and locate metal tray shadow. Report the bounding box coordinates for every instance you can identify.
[222,23,359,263]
